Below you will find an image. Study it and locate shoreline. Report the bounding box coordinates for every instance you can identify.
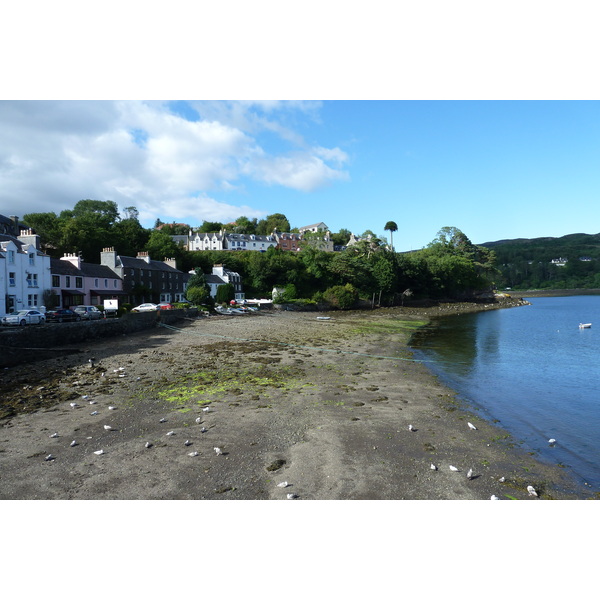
[0,302,596,500]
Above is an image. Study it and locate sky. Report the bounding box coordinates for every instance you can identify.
[2,99,600,252]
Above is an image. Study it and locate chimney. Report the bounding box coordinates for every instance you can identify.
[136,251,151,264]
[163,257,177,269]
[101,247,118,269]
[17,229,41,251]
[60,252,82,269]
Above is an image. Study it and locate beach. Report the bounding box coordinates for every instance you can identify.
[0,304,592,500]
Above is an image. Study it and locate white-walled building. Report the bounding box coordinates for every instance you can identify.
[1,229,52,317]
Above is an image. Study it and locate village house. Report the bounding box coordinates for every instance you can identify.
[0,223,52,317]
[52,253,124,308]
[101,248,189,305]
[204,264,244,302]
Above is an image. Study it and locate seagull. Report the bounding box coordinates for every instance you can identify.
[195,417,203,424]
[200,427,208,433]
[108,406,116,410]
[88,359,95,368]
[89,400,97,405]
[548,438,556,445]
[166,431,175,436]
[145,442,153,448]
[202,406,211,412]
[449,465,459,472]
[287,493,298,499]
[103,425,113,431]
[408,424,416,432]
[214,447,223,455]
[159,418,167,423]
[277,481,290,488]
[90,411,98,416]
[49,432,59,438]
[184,440,192,446]
[45,454,55,461]
[466,468,474,480]
[499,476,506,482]
[468,422,477,430]
[70,440,77,447]
[94,449,104,455]
[527,485,538,497]
[430,464,437,471]
[188,451,199,457]
[82,394,89,400]
[70,402,78,408]
[490,495,500,500]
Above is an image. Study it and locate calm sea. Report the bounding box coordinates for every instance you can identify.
[410,295,600,491]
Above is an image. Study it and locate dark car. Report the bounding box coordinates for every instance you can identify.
[45,308,82,323]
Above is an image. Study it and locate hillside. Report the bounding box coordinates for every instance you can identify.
[479,232,600,290]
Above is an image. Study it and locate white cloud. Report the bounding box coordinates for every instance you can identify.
[0,100,348,224]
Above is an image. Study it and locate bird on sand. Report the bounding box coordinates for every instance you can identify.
[527,485,538,497]
[449,465,459,472]
[108,406,116,410]
[408,424,416,432]
[499,476,506,482]
[430,464,437,471]
[202,406,211,412]
[468,422,477,430]
[166,431,175,436]
[466,468,474,480]
[103,425,114,431]
[200,427,207,433]
[184,440,192,446]
[188,451,199,457]
[195,417,202,424]
[490,495,500,500]
[94,449,104,455]
[277,481,290,487]
[90,411,98,416]
[159,418,167,423]
[287,493,298,499]
[70,440,77,447]
[145,442,152,448]
[214,447,223,455]
[45,454,55,461]
[70,402,78,409]
[49,432,59,438]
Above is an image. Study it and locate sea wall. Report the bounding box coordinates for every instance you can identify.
[0,308,198,368]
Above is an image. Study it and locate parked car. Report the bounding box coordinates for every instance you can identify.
[45,308,82,323]
[2,309,46,326]
[158,302,173,310]
[73,305,104,320]
[131,303,159,312]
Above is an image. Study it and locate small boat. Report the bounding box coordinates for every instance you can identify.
[579,323,592,329]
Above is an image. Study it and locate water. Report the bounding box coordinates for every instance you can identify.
[410,295,600,490]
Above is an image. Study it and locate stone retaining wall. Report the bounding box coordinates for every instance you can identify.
[0,308,198,368]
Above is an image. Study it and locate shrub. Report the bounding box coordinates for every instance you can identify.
[322,284,359,310]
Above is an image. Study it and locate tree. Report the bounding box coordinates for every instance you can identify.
[384,221,398,252]
[233,216,258,234]
[198,221,224,233]
[186,285,211,305]
[215,283,235,304]
[144,229,182,263]
[256,213,290,235]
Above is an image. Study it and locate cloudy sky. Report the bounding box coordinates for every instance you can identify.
[2,3,598,255]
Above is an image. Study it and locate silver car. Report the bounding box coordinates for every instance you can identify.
[2,309,46,326]
[73,305,104,320]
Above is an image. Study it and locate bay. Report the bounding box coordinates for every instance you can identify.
[410,294,600,491]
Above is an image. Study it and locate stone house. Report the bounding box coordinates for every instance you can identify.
[101,248,189,305]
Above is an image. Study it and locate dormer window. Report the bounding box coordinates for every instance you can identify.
[29,253,35,266]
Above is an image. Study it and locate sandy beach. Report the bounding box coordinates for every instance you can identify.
[0,303,593,501]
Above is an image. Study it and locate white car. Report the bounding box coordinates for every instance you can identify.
[2,309,46,326]
[131,303,159,312]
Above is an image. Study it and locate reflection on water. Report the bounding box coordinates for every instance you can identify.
[410,295,600,489]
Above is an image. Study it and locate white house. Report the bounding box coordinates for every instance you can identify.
[203,264,244,301]
[0,229,52,317]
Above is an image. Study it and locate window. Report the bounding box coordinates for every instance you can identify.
[75,277,83,288]
[26,273,38,287]
[8,250,15,264]
[95,278,99,287]
[104,279,108,288]
[113,279,118,288]
[29,253,35,266]
[52,275,60,287]
[9,272,16,286]
[27,294,38,307]
[65,275,71,288]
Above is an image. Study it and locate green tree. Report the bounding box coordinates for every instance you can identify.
[215,283,235,304]
[233,216,258,234]
[186,285,211,305]
[256,213,291,235]
[145,229,183,263]
[198,221,224,233]
[323,284,359,309]
[384,221,398,251]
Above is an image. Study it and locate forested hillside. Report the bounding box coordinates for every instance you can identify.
[480,233,600,290]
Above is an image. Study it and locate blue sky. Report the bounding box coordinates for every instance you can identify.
[2,100,599,252]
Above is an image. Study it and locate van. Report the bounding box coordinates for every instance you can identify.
[73,305,104,320]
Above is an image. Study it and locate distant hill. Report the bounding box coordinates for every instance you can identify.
[478,232,600,290]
